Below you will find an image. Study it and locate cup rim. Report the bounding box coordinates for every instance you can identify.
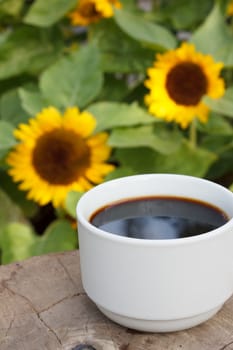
[76,174,233,247]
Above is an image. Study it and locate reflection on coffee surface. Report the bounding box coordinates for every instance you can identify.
[90,196,228,240]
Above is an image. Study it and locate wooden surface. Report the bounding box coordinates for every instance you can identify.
[1,251,233,350]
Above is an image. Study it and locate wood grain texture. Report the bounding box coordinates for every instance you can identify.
[0,250,233,350]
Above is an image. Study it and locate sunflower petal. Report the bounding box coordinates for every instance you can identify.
[6,106,113,208]
[144,42,225,128]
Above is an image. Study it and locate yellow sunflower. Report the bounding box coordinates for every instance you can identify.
[144,42,225,129]
[68,0,122,26]
[7,107,114,208]
[227,0,233,16]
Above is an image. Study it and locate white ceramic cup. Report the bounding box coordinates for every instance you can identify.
[76,174,233,332]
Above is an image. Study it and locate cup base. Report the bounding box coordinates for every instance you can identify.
[97,304,223,332]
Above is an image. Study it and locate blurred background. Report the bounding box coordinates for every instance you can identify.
[0,0,232,264]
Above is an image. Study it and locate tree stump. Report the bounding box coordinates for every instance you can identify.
[0,250,233,350]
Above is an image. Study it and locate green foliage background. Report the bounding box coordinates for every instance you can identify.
[0,0,233,264]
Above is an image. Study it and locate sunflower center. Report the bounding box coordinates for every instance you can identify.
[166,62,208,106]
[79,2,100,18]
[32,129,90,185]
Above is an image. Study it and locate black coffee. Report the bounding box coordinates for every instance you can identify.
[90,196,228,240]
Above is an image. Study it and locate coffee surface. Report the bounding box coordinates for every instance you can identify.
[90,196,228,240]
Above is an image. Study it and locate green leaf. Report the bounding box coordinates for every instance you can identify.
[114,9,177,50]
[90,19,155,73]
[198,112,233,135]
[0,189,26,235]
[204,87,233,117]
[32,220,77,256]
[0,26,62,79]
[99,74,131,102]
[0,0,24,17]
[19,88,48,116]
[119,0,137,9]
[40,44,103,109]
[116,141,217,177]
[0,89,29,125]
[1,223,36,264]
[105,167,136,181]
[88,102,155,132]
[24,0,77,27]
[155,141,217,176]
[0,121,16,150]
[159,0,213,30]
[1,219,78,264]
[230,183,233,192]
[201,134,233,153]
[204,139,233,179]
[116,147,159,174]
[191,3,233,66]
[109,124,182,154]
[0,170,37,217]
[65,191,84,219]
[0,29,11,46]
[0,188,34,264]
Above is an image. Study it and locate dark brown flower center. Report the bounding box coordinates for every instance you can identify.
[166,62,208,106]
[32,129,90,185]
[79,2,100,18]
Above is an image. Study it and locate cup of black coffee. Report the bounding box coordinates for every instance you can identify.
[76,174,233,332]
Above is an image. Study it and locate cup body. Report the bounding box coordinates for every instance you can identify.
[76,174,233,332]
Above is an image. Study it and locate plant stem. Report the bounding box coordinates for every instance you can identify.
[189,119,197,148]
